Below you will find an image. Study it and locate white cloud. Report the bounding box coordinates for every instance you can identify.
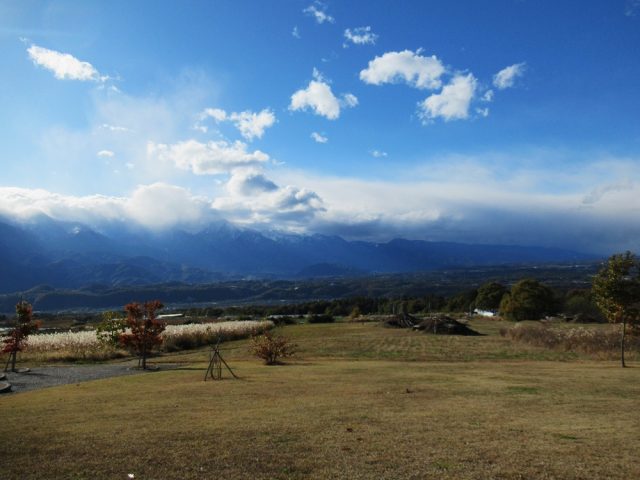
[101,123,132,133]
[418,73,477,122]
[344,26,378,46]
[482,90,494,102]
[2,152,640,252]
[226,169,279,196]
[148,139,269,175]
[292,26,301,38]
[27,44,105,81]
[303,2,335,24]
[201,108,228,122]
[0,183,216,231]
[199,108,276,141]
[360,49,445,89]
[493,62,526,90]
[97,150,115,158]
[370,150,387,158]
[125,183,213,229]
[213,170,325,228]
[311,132,328,143]
[228,110,276,141]
[290,71,357,120]
[341,93,359,108]
[273,155,640,252]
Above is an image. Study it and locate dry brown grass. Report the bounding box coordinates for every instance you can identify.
[1,319,639,479]
[501,321,640,359]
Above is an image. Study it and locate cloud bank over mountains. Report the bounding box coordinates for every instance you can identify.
[2,150,639,254]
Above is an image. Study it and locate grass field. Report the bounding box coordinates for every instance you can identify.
[2,318,639,479]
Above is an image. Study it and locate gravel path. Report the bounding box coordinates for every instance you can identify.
[1,361,179,395]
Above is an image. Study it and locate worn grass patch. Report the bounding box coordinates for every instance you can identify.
[1,320,639,479]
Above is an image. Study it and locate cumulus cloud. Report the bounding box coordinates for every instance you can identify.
[303,2,335,24]
[97,150,115,158]
[27,44,106,82]
[292,26,301,38]
[213,172,325,228]
[493,62,526,89]
[0,183,214,230]
[360,50,445,89]
[311,132,328,143]
[199,107,276,141]
[125,183,213,229]
[148,139,269,175]
[290,70,358,120]
[418,73,477,122]
[344,26,378,46]
[227,169,279,196]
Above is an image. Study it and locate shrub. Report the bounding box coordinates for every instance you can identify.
[249,330,297,365]
[95,311,126,348]
[307,314,335,324]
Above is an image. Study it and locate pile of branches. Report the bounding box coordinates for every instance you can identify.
[414,315,480,336]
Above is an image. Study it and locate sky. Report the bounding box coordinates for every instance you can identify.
[1,0,639,254]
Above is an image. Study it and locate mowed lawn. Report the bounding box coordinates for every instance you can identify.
[2,320,639,479]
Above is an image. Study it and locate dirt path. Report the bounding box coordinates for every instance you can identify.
[1,362,178,395]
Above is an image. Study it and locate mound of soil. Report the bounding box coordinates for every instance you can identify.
[414,315,480,336]
[384,313,420,328]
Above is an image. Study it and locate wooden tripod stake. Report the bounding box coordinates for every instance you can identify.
[204,338,238,381]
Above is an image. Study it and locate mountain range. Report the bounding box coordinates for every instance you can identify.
[0,215,599,295]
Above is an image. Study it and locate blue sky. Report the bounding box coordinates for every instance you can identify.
[1,0,639,253]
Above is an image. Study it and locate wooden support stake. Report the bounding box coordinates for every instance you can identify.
[204,338,239,381]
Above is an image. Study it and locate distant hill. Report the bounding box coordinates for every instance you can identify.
[0,215,600,295]
[0,262,601,313]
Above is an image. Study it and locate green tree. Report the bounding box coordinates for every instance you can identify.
[592,252,640,367]
[500,279,555,321]
[443,289,478,313]
[95,310,126,348]
[475,282,507,311]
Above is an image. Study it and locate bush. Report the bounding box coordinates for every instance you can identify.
[95,311,126,347]
[307,314,335,324]
[249,331,297,365]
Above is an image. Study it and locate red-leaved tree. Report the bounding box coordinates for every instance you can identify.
[119,300,166,370]
[2,301,40,372]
